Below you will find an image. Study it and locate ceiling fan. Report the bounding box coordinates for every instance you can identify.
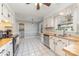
[26,3,51,10]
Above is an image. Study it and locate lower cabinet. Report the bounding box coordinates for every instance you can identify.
[0,40,13,56]
[55,38,66,56]
[49,36,73,56]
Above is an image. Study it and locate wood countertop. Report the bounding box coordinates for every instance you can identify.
[0,38,12,47]
[63,44,79,56]
[63,36,79,42]
[42,32,56,36]
[42,32,79,42]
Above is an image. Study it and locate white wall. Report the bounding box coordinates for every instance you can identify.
[25,22,39,36]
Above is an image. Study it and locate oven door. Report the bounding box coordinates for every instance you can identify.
[43,34,49,48]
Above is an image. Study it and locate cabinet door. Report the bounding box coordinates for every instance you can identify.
[43,19,47,28]
[3,4,8,19]
[62,39,69,46]
[68,40,74,45]
[45,17,54,27]
[55,38,66,56]
[46,18,49,27]
[0,4,2,19]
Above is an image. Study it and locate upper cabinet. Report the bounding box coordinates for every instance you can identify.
[53,4,79,34]
[43,4,79,35]
[0,3,16,35]
[3,4,8,19]
[43,16,55,28]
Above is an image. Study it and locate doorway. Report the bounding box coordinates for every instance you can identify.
[19,23,25,38]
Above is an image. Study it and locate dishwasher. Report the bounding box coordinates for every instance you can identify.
[43,34,50,48]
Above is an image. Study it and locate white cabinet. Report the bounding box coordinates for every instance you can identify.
[68,40,74,46]
[43,19,47,28]
[3,4,8,19]
[0,3,16,34]
[43,17,54,28]
[49,36,71,56]
[55,38,68,56]
[47,17,54,27]
[0,4,3,19]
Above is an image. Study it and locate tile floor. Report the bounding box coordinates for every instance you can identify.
[15,36,56,56]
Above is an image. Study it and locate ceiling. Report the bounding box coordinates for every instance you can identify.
[8,3,59,22]
[8,3,72,23]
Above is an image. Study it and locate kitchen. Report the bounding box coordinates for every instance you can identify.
[0,3,79,56]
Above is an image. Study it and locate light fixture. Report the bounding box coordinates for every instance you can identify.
[59,12,64,16]
[35,3,42,7]
[5,20,9,23]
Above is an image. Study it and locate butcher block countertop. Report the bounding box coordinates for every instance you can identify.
[0,38,12,47]
[42,32,56,36]
[41,32,79,42]
[63,44,79,56]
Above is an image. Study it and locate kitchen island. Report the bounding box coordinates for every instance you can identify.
[0,38,13,56]
[0,38,12,47]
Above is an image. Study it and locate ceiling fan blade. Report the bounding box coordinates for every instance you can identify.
[43,3,51,6]
[26,3,30,4]
[37,3,40,10]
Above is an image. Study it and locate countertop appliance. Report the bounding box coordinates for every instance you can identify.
[5,30,12,38]
[43,34,50,48]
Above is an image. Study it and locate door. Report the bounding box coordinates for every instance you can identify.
[44,34,49,48]
[19,23,25,38]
